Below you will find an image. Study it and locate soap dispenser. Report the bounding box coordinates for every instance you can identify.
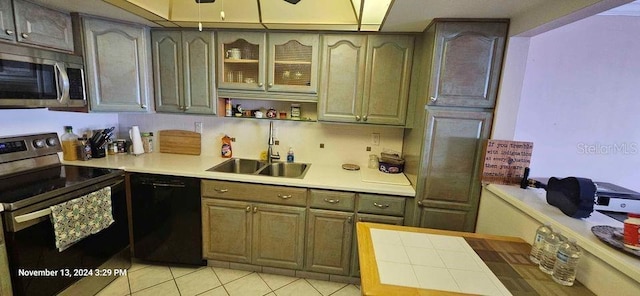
[287,147,294,163]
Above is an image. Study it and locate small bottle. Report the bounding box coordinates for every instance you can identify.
[624,213,640,250]
[287,147,294,163]
[225,98,232,117]
[529,224,553,264]
[61,126,79,161]
[552,239,582,286]
[539,231,563,274]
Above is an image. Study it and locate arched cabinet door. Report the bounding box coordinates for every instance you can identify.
[318,35,367,123]
[82,17,152,112]
[428,21,508,108]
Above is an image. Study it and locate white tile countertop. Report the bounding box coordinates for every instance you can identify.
[62,153,416,197]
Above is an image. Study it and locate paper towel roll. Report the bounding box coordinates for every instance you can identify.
[129,126,145,155]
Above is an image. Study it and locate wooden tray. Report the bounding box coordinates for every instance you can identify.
[158,130,201,155]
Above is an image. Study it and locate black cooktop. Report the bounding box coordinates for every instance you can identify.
[0,165,123,210]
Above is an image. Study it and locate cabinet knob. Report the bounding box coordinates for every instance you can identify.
[245,206,251,212]
[347,216,353,224]
[363,115,368,122]
[268,82,273,88]
[140,104,147,109]
[21,33,28,39]
[323,198,340,204]
[5,30,14,36]
[373,202,389,209]
[184,106,190,111]
[258,82,264,87]
[417,200,424,207]
[253,206,258,213]
[430,96,437,103]
[278,194,292,199]
[355,115,361,121]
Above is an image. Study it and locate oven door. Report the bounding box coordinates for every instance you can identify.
[2,178,129,296]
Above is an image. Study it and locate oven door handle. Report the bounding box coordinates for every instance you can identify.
[14,208,52,223]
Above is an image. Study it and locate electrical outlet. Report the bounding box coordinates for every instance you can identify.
[371,133,380,146]
[195,122,203,133]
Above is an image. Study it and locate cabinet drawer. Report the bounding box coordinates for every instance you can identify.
[357,194,406,216]
[202,180,307,206]
[309,190,355,211]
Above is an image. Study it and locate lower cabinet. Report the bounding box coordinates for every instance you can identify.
[201,180,410,277]
[305,209,354,275]
[252,203,306,269]
[201,180,306,270]
[202,198,305,269]
[202,198,252,263]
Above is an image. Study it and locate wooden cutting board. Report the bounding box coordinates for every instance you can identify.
[158,130,201,155]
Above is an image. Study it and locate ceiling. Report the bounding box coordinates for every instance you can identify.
[28,0,640,34]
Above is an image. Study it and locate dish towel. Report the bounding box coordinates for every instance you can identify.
[50,186,114,251]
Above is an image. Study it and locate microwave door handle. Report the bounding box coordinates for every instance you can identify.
[55,62,70,103]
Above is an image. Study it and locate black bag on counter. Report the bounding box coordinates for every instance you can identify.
[546,177,596,218]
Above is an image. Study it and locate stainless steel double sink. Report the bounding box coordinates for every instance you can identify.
[207,158,311,179]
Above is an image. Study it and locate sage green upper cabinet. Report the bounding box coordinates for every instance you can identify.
[0,0,15,42]
[318,35,366,123]
[152,30,217,114]
[81,17,152,112]
[267,33,319,94]
[319,34,413,125]
[415,107,493,232]
[217,31,319,100]
[7,0,73,51]
[218,31,266,91]
[427,21,508,108]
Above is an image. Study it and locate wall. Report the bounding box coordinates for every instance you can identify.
[514,15,640,191]
[118,113,404,167]
[0,109,118,138]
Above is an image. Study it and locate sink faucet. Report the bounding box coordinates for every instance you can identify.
[267,121,280,163]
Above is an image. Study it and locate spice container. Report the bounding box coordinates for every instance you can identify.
[290,104,301,119]
[141,132,154,153]
[624,213,640,250]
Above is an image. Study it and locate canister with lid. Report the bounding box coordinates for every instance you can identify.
[624,213,640,250]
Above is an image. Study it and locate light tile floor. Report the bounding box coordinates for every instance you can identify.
[96,261,361,296]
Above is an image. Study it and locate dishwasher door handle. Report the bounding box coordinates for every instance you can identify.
[152,183,186,188]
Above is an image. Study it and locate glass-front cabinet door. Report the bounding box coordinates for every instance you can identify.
[267,33,319,94]
[218,31,266,91]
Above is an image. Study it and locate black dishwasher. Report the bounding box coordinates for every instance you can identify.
[130,173,205,266]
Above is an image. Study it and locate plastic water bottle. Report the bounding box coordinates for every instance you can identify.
[552,239,581,286]
[529,224,553,264]
[539,231,563,274]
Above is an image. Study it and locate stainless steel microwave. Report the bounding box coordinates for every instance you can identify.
[0,44,86,108]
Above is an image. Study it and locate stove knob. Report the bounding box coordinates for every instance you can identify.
[46,137,59,147]
[33,139,46,148]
